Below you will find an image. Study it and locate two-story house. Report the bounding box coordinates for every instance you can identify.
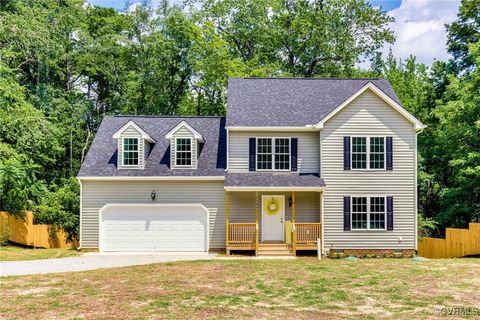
[77,78,425,256]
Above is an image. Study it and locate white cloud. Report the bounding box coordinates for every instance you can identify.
[384,0,461,65]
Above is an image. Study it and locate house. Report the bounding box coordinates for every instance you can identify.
[77,78,425,256]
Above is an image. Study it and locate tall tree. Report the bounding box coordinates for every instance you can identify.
[190,0,395,77]
[430,42,480,226]
[446,0,480,74]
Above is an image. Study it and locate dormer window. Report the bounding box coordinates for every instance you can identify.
[175,138,192,166]
[112,120,155,170]
[122,137,139,166]
[165,120,204,170]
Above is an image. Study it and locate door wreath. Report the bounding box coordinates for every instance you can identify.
[264,197,280,215]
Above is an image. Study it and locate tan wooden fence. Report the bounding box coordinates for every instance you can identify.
[418,223,480,258]
[0,211,76,248]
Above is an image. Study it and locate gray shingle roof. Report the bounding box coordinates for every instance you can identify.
[226,78,401,127]
[78,116,226,177]
[225,173,325,188]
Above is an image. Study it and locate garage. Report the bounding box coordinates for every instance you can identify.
[99,204,209,252]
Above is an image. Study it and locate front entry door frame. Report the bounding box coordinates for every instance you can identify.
[261,195,285,242]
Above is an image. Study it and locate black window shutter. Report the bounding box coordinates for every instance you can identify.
[291,138,298,171]
[249,138,256,171]
[343,196,351,231]
[386,136,393,170]
[343,136,351,170]
[387,196,394,230]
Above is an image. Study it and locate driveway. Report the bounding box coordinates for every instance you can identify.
[0,252,216,277]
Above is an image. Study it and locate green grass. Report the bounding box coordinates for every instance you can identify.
[0,245,78,261]
[0,258,479,319]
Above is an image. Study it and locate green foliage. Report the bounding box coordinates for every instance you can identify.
[430,42,480,227]
[34,178,80,242]
[0,158,47,216]
[0,219,10,246]
[446,0,480,74]
[191,0,395,77]
[417,214,438,239]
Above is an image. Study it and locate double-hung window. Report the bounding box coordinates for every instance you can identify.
[256,138,290,171]
[122,137,139,166]
[351,196,386,230]
[351,137,385,170]
[175,137,192,166]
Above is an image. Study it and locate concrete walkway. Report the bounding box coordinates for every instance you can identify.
[0,252,216,277]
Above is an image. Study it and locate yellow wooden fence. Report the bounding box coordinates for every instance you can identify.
[418,223,480,258]
[0,211,76,248]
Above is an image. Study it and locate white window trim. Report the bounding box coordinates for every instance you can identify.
[350,195,387,231]
[256,137,291,172]
[121,137,140,167]
[174,137,194,168]
[350,136,386,171]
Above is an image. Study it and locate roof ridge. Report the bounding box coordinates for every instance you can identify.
[231,77,387,81]
[112,115,223,118]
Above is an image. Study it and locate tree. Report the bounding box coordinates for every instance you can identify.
[190,0,395,77]
[430,42,480,226]
[446,0,480,74]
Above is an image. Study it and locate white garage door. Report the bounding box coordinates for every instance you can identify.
[100,204,208,252]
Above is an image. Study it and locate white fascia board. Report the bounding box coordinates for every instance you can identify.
[226,126,320,132]
[78,176,225,181]
[224,186,326,192]
[112,120,156,143]
[314,82,426,131]
[165,120,205,143]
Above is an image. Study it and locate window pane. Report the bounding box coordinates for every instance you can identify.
[123,138,139,166]
[369,197,385,229]
[176,138,192,166]
[352,137,367,169]
[369,137,385,169]
[257,138,273,170]
[352,197,367,229]
[274,138,290,170]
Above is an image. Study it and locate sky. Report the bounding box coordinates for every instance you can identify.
[87,0,462,66]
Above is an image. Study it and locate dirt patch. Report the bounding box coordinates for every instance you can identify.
[11,286,52,296]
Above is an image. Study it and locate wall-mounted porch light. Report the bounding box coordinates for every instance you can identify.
[288,196,292,207]
[151,190,156,202]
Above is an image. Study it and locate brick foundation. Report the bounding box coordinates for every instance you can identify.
[332,249,415,258]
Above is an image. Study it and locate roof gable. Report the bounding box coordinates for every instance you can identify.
[112,120,156,143]
[165,120,205,143]
[315,82,425,131]
[226,78,404,127]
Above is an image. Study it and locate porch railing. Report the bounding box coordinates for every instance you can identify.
[295,223,322,244]
[228,223,258,246]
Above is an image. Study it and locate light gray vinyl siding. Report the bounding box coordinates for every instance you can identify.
[117,126,145,169]
[321,90,416,250]
[229,191,320,240]
[80,180,225,249]
[170,126,198,169]
[144,141,151,160]
[228,131,319,173]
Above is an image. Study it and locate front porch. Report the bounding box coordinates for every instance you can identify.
[225,191,324,256]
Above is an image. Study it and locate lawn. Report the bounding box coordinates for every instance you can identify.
[0,245,78,261]
[1,258,479,319]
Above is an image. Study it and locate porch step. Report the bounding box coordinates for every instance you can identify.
[257,244,294,256]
